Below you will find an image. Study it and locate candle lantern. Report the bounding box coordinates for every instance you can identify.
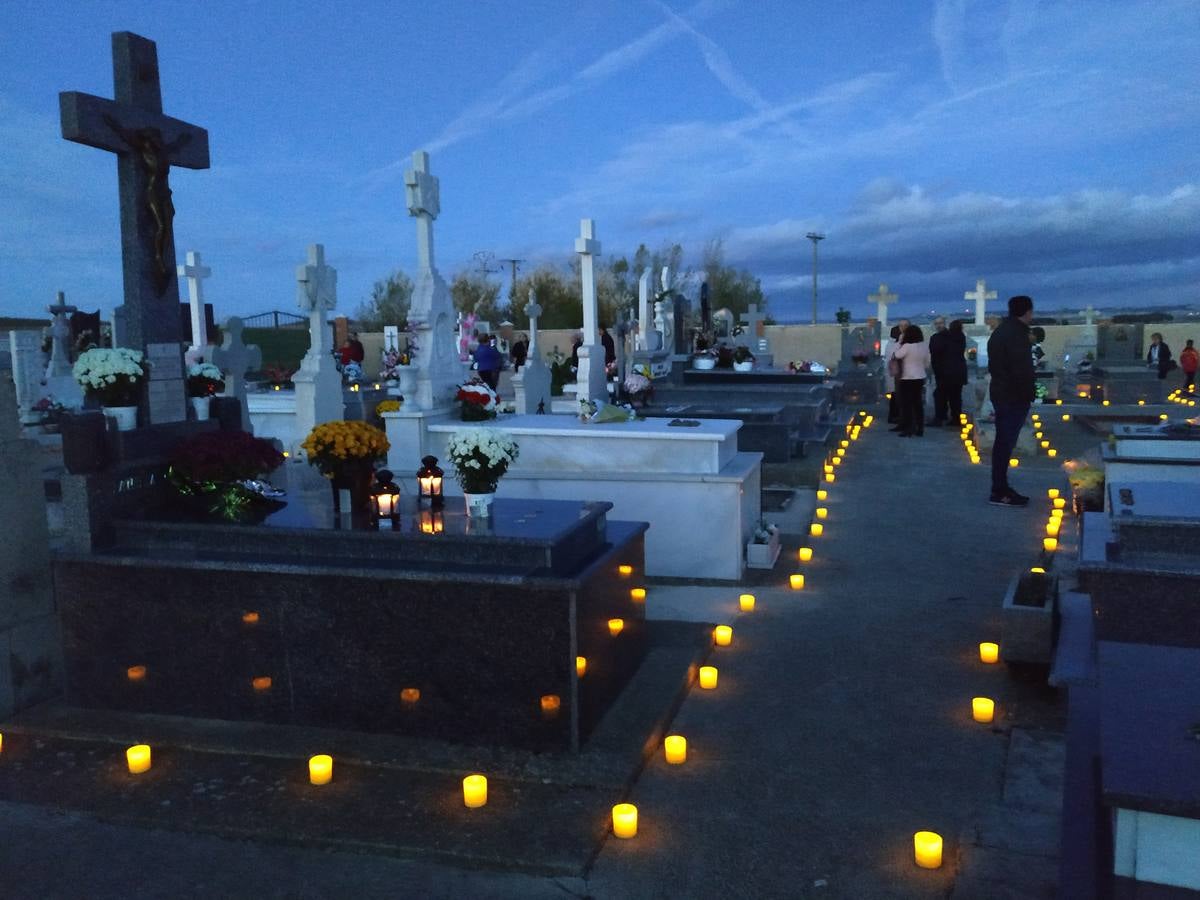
[416,455,445,507]
[308,754,333,785]
[738,593,756,612]
[698,665,718,689]
[463,773,488,808]
[914,831,943,869]
[713,625,732,646]
[979,642,999,664]
[369,469,401,521]
[972,697,995,723]
[664,734,687,764]
[612,803,638,838]
[576,656,588,677]
[126,744,152,775]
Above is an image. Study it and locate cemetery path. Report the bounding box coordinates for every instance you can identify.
[587,411,1066,899]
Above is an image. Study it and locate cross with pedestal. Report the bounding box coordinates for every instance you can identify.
[292,243,342,448]
[867,283,898,333]
[406,151,440,279]
[46,292,77,380]
[740,303,767,346]
[526,293,543,357]
[210,316,261,432]
[178,249,212,359]
[574,219,608,403]
[1082,304,1097,327]
[965,279,997,327]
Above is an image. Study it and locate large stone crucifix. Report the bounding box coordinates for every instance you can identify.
[405,150,440,279]
[867,283,898,333]
[965,278,997,327]
[60,32,210,351]
[574,219,608,404]
[177,249,212,359]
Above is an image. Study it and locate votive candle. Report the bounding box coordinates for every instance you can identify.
[798,547,813,562]
[979,642,999,664]
[608,618,625,636]
[810,523,824,536]
[1046,521,1060,538]
[540,694,561,718]
[630,588,646,602]
[815,507,828,520]
[576,656,588,677]
[1047,488,1060,499]
[698,666,718,689]
[914,831,943,869]
[739,593,756,612]
[816,489,828,500]
[664,734,687,764]
[252,676,272,691]
[1062,414,1071,421]
[618,564,633,576]
[825,473,835,483]
[308,754,332,785]
[972,697,995,723]
[789,573,805,590]
[1053,497,1066,509]
[1044,537,1058,552]
[713,625,732,646]
[126,665,146,682]
[401,687,421,705]
[242,611,260,624]
[463,774,488,808]
[126,744,152,775]
[612,803,638,838]
[1009,458,1019,468]
[1048,449,1057,458]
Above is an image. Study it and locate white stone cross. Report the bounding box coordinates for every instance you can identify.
[526,291,543,356]
[46,291,77,379]
[965,278,997,327]
[867,283,898,332]
[405,151,440,274]
[211,315,261,432]
[576,219,601,345]
[177,249,212,356]
[1082,304,1096,327]
[296,243,337,370]
[660,266,672,294]
[740,303,767,344]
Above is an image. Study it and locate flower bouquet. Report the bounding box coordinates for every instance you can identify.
[380,346,403,380]
[624,369,653,407]
[264,364,294,388]
[302,420,391,514]
[376,399,402,416]
[456,379,498,421]
[446,427,519,515]
[186,362,225,398]
[73,347,146,407]
[168,430,286,522]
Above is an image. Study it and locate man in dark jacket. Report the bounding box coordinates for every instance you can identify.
[927,317,951,425]
[987,295,1036,507]
[1147,332,1173,379]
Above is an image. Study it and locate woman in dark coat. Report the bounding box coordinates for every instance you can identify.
[942,320,969,422]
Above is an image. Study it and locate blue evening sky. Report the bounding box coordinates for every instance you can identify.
[2,0,1197,324]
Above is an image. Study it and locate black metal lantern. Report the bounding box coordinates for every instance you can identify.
[416,455,444,507]
[370,469,401,522]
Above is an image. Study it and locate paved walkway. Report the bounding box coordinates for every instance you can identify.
[0,407,1071,899]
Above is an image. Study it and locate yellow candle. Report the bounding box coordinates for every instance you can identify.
[1043,537,1058,552]
[401,687,421,705]
[463,774,488,808]
[1053,498,1065,509]
[810,523,824,537]
[713,625,732,647]
[1040,440,1049,449]
[739,593,756,612]
[1056,398,1062,405]
[823,464,834,475]
[126,744,152,775]
[825,473,835,483]
[630,587,646,602]
[540,694,561,718]
[252,676,272,691]
[698,665,718,689]
[839,440,848,448]
[1138,399,1146,406]
[789,573,805,590]
[979,642,999,664]
[1046,522,1060,538]
[308,754,332,785]
[836,448,845,457]
[1160,414,1169,421]
[1062,414,1071,421]
[0,733,3,753]
[1048,449,1057,458]
[1047,488,1060,499]
[126,665,146,682]
[242,611,260,624]
[612,803,638,838]
[1030,566,1046,574]
[1102,400,1110,406]
[914,831,943,869]
[664,734,687,765]
[832,456,842,466]
[1009,457,1019,468]
[618,564,633,576]
[798,547,813,562]
[816,489,828,501]
[608,618,625,636]
[972,697,995,723]
[815,507,828,520]
[576,656,588,677]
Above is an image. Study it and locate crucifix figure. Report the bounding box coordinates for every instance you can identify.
[867,283,898,333]
[177,249,212,358]
[965,279,997,327]
[60,32,209,350]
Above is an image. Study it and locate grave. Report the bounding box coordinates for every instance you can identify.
[836,322,883,403]
[290,244,343,452]
[8,330,45,425]
[631,269,670,378]
[572,219,608,405]
[44,293,84,409]
[963,278,997,366]
[511,290,551,414]
[1090,323,1161,404]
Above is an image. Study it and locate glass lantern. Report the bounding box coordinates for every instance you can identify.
[370,469,401,522]
[417,455,444,507]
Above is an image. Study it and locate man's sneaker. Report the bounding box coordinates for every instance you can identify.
[989,491,1029,507]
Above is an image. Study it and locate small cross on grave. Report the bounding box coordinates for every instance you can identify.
[211,316,261,432]
[1082,304,1097,327]
[965,278,997,327]
[405,151,440,274]
[177,249,212,358]
[867,283,898,333]
[296,243,338,357]
[739,303,767,347]
[46,292,78,380]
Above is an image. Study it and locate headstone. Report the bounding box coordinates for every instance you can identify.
[59,32,209,425]
[211,316,261,434]
[637,270,661,351]
[69,309,101,349]
[45,294,84,409]
[738,303,767,350]
[512,291,551,414]
[965,279,997,327]
[573,218,608,404]
[712,309,735,341]
[8,331,44,424]
[867,283,898,333]
[700,282,711,333]
[177,249,212,360]
[291,244,343,449]
[404,151,463,409]
[383,325,399,354]
[1097,323,1144,362]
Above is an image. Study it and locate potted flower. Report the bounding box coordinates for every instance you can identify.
[263,364,294,390]
[32,396,67,433]
[456,378,499,421]
[72,347,147,431]
[1033,381,1048,405]
[624,367,654,408]
[733,346,756,373]
[186,362,225,421]
[692,347,718,371]
[445,427,520,517]
[1064,458,1104,515]
[168,430,286,522]
[746,519,780,569]
[300,420,391,514]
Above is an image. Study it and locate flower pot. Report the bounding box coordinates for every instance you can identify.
[693,357,717,371]
[461,404,496,422]
[101,405,138,431]
[746,535,781,569]
[733,361,754,373]
[464,491,495,517]
[190,396,212,421]
[330,461,375,515]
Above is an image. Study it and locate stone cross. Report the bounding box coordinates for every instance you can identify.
[512,290,551,414]
[526,292,543,357]
[177,249,212,357]
[405,150,440,276]
[574,219,607,403]
[292,244,343,449]
[867,283,898,333]
[59,32,209,351]
[740,303,767,347]
[1082,304,1096,327]
[210,316,261,432]
[965,279,997,327]
[296,243,337,356]
[46,292,77,380]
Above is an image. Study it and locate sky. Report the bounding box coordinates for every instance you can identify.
[2,0,1198,326]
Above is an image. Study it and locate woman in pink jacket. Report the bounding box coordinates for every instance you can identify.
[893,324,931,437]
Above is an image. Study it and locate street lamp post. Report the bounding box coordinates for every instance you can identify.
[805,232,825,324]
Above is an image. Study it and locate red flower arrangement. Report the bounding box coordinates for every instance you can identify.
[456,379,498,421]
[169,430,285,485]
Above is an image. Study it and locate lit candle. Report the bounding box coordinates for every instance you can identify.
[1053,498,1065,509]
[430,476,443,495]
[1102,400,1110,406]
[972,697,995,723]
[698,665,718,689]
[739,593,756,612]
[664,734,687,764]
[0,733,3,753]
[463,774,488,808]
[1047,488,1060,499]
[126,665,146,682]
[273,384,281,391]
[979,642,999,664]
[832,457,842,466]
[540,694,561,718]
[608,618,625,636]
[1138,400,1145,406]
[1062,414,1071,421]
[418,475,433,496]
[612,803,638,838]
[576,656,587,677]
[815,508,828,521]
[1030,566,1046,574]
[789,573,805,590]
[798,547,813,562]
[836,448,845,457]
[823,464,834,475]
[126,744,152,775]
[401,687,420,705]
[839,441,848,449]
[1048,449,1057,458]
[914,831,943,869]
[825,473,835,483]
[242,611,260,624]
[630,588,646,602]
[379,492,398,517]
[1055,399,1062,405]
[1050,509,1063,521]
[1009,458,1019,468]
[308,754,332,785]
[1043,537,1058,552]
[816,490,828,501]
[1040,441,1049,449]
[1160,414,1169,421]
[618,564,633,576]
[810,523,824,537]
[252,676,272,691]
[713,625,733,646]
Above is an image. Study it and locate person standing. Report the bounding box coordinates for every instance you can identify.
[893,324,930,437]
[987,296,1036,507]
[473,335,502,391]
[927,317,950,425]
[1180,339,1199,392]
[510,333,529,373]
[1147,332,1173,380]
[943,320,969,423]
[884,324,903,426]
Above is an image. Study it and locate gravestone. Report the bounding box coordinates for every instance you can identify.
[573,219,608,404]
[965,278,997,328]
[210,316,260,433]
[739,302,772,365]
[177,249,213,361]
[45,293,84,408]
[711,308,735,341]
[291,244,343,450]
[0,376,62,718]
[1092,323,1156,402]
[8,330,45,424]
[60,31,209,425]
[1097,323,1144,362]
[69,309,101,349]
[867,283,897,333]
[512,291,551,414]
[636,269,661,352]
[838,322,883,403]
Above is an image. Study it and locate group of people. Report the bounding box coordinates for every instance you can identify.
[1146,332,1200,392]
[883,317,969,437]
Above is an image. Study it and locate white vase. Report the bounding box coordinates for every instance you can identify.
[190,396,212,421]
[102,405,138,431]
[463,491,495,517]
[693,357,717,371]
[733,361,754,373]
[397,366,418,397]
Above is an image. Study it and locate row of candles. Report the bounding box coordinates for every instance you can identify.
[1168,388,1197,408]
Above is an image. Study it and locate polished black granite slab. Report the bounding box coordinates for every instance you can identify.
[683,368,828,385]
